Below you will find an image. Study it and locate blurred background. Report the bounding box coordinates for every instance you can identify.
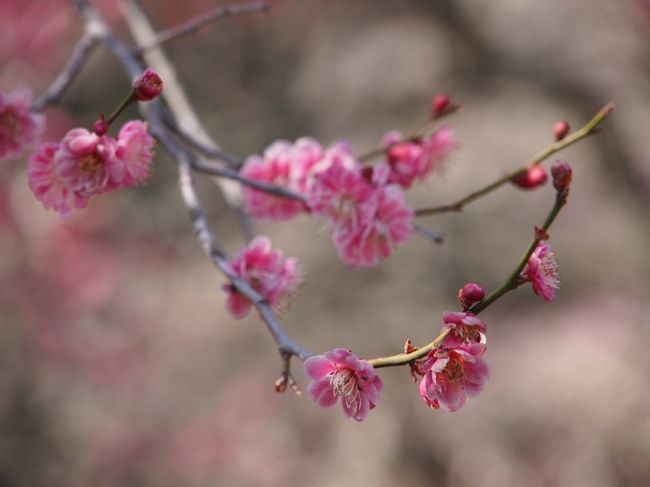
[1,0,650,485]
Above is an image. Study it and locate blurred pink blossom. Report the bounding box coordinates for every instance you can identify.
[222,235,301,319]
[0,87,43,160]
[117,120,155,187]
[382,126,456,188]
[334,184,414,268]
[304,348,383,421]
[419,343,489,412]
[522,240,560,301]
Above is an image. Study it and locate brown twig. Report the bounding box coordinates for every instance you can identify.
[132,0,270,54]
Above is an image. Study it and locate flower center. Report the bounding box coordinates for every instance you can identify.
[78,152,103,175]
[441,353,466,384]
[330,368,358,402]
[0,111,18,135]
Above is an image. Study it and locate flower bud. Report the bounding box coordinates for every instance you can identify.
[553,120,570,141]
[91,115,108,136]
[431,93,451,118]
[458,282,485,310]
[551,159,572,194]
[133,68,163,101]
[511,165,548,190]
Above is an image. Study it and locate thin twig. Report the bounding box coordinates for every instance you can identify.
[32,33,99,111]
[368,187,568,368]
[133,0,270,54]
[414,102,614,217]
[71,0,312,367]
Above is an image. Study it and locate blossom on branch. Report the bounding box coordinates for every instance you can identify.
[441,311,487,349]
[521,240,560,301]
[117,121,155,187]
[419,343,489,412]
[382,126,456,189]
[27,121,155,216]
[304,348,383,421]
[0,87,44,161]
[222,236,301,319]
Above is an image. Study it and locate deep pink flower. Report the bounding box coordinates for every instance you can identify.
[383,126,456,188]
[304,348,383,421]
[334,185,414,268]
[0,87,43,160]
[27,143,88,217]
[441,311,487,349]
[419,343,489,412]
[222,236,301,319]
[522,240,560,301]
[117,120,155,187]
[54,128,123,197]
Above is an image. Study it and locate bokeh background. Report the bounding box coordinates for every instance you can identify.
[2,0,650,486]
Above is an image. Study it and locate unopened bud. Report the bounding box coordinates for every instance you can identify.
[92,114,108,136]
[551,159,572,194]
[553,120,570,141]
[458,282,485,310]
[134,68,163,101]
[431,93,451,118]
[511,165,548,190]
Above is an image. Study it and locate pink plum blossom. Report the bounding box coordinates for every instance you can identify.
[334,184,414,268]
[304,348,383,421]
[522,240,560,301]
[222,236,301,319]
[117,120,155,187]
[240,139,319,221]
[419,343,489,412]
[441,311,487,349]
[54,127,123,197]
[27,143,88,217]
[382,126,456,188]
[0,87,44,160]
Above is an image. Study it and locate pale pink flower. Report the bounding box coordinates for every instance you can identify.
[441,311,487,349]
[0,87,44,160]
[27,143,88,217]
[383,126,456,188]
[54,128,123,197]
[241,139,317,221]
[222,236,301,319]
[419,343,489,412]
[304,348,383,421]
[522,240,560,301]
[334,185,414,268]
[117,120,155,187]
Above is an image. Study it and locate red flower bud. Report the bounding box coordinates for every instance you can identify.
[511,165,548,190]
[458,282,485,310]
[92,115,108,136]
[134,68,163,101]
[551,159,572,194]
[431,93,451,118]
[553,120,570,141]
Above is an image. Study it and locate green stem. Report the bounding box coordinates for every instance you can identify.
[415,102,613,217]
[367,190,567,369]
[106,90,137,126]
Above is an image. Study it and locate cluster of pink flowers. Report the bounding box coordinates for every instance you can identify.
[303,348,383,421]
[0,87,44,161]
[521,240,560,301]
[222,235,301,319]
[241,129,455,267]
[27,120,155,217]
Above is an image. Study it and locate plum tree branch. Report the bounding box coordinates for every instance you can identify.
[414,102,613,216]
